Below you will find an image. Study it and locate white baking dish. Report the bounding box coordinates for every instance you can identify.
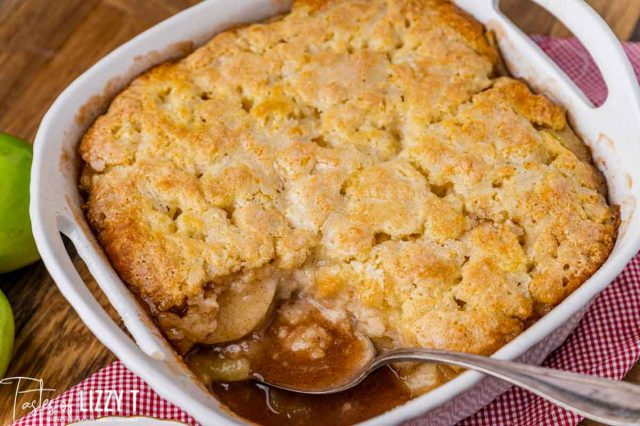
[30,0,640,425]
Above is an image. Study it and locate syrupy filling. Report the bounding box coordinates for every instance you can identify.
[210,368,410,426]
[184,299,411,424]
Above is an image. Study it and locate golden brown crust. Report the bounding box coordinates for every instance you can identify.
[80,0,617,385]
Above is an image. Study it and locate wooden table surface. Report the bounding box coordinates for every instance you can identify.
[1,1,639,425]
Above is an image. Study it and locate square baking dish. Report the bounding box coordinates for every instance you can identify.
[30,0,640,425]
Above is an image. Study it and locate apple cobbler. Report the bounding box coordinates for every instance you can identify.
[79,0,618,423]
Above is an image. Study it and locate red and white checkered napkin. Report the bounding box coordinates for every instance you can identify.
[12,38,640,426]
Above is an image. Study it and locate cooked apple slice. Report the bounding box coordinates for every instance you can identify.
[186,351,251,386]
[206,276,277,344]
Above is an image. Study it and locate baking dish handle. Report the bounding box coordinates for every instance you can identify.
[456,0,640,138]
[31,214,167,367]
[528,0,640,127]
[31,213,224,422]
[54,214,174,362]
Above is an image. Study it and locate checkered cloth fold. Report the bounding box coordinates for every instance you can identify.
[12,37,640,426]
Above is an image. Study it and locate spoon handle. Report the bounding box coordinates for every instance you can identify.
[375,348,640,426]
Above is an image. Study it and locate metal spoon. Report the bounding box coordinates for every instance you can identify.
[258,344,640,426]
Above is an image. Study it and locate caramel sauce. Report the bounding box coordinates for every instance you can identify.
[249,303,373,392]
[211,367,411,426]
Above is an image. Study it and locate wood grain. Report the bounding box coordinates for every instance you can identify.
[500,0,640,40]
[0,1,638,425]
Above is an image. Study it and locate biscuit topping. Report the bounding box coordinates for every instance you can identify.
[80,0,617,402]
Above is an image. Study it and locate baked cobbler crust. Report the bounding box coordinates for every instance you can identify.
[80,0,617,395]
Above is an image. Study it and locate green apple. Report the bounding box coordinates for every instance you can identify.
[0,289,13,377]
[0,133,40,273]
